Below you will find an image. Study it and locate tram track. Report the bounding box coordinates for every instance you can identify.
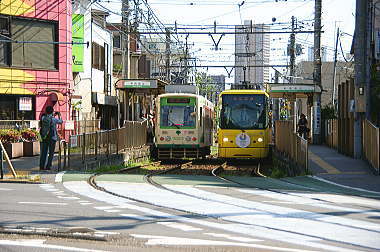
[86,162,378,251]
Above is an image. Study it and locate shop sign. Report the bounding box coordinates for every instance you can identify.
[19,97,32,111]
[270,85,316,93]
[65,120,75,130]
[72,14,84,72]
[70,135,78,148]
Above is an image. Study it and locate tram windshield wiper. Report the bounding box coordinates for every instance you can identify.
[167,118,181,129]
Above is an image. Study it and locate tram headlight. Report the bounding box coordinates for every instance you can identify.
[257,137,263,143]
[165,136,171,142]
[223,137,229,142]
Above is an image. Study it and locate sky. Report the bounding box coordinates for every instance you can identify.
[97,0,356,84]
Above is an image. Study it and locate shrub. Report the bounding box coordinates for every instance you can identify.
[0,129,22,143]
[21,128,39,142]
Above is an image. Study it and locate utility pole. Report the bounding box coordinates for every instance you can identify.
[289,16,296,82]
[184,34,189,85]
[289,16,297,129]
[332,27,340,107]
[165,28,171,83]
[122,0,130,122]
[312,0,322,144]
[353,0,370,158]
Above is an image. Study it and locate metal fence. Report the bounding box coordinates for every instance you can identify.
[66,121,147,170]
[363,120,380,174]
[275,120,308,173]
[325,119,338,149]
[73,119,100,134]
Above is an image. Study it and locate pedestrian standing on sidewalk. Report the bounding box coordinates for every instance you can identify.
[39,106,63,170]
[297,113,309,140]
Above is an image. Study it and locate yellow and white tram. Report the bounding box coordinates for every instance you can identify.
[154,93,214,159]
[217,89,270,159]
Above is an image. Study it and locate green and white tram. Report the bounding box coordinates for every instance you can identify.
[154,92,214,159]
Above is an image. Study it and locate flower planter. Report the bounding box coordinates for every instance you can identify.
[23,141,40,156]
[3,142,24,159]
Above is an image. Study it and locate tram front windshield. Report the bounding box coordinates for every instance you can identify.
[220,94,267,130]
[160,105,196,128]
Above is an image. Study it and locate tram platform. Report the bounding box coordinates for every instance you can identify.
[308,145,380,192]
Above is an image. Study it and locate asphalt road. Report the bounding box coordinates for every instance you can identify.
[1,173,380,252]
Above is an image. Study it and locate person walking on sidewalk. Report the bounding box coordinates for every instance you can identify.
[297,113,309,140]
[39,106,63,170]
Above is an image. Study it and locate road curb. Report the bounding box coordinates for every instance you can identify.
[0,225,120,241]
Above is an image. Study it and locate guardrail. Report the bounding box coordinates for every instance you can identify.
[363,120,380,174]
[325,119,338,149]
[275,120,308,174]
[65,121,147,170]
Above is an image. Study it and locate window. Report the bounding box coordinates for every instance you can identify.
[11,18,57,69]
[0,17,10,65]
[92,42,105,71]
[220,94,267,130]
[113,34,121,49]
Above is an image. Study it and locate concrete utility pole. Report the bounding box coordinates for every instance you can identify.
[332,27,339,107]
[289,16,297,130]
[122,0,130,122]
[353,0,370,158]
[289,16,296,82]
[312,0,322,144]
[165,28,171,83]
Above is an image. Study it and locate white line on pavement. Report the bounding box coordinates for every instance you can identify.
[18,202,68,205]
[157,222,202,231]
[130,234,316,252]
[55,171,66,183]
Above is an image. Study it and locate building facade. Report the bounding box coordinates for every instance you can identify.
[72,2,117,129]
[0,0,72,129]
[235,20,270,88]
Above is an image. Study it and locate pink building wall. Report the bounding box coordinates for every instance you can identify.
[0,0,73,139]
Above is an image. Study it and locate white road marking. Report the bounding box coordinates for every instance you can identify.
[39,184,54,188]
[103,209,122,213]
[310,176,380,195]
[157,222,202,231]
[204,233,262,243]
[237,188,380,215]
[52,191,66,195]
[130,234,316,252]
[18,202,68,206]
[64,181,362,252]
[80,202,93,205]
[0,188,13,191]
[55,171,66,183]
[56,196,80,200]
[100,182,380,249]
[94,206,115,210]
[0,239,107,252]
[120,214,154,221]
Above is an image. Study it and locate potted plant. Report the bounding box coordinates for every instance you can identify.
[21,128,40,156]
[0,129,23,159]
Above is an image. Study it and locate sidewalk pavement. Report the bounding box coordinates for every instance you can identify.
[1,154,61,183]
[308,144,380,192]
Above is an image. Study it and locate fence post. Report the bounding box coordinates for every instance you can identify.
[95,131,98,160]
[58,140,62,171]
[82,133,86,163]
[107,130,110,157]
[116,129,119,155]
[0,147,3,179]
[68,136,71,169]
